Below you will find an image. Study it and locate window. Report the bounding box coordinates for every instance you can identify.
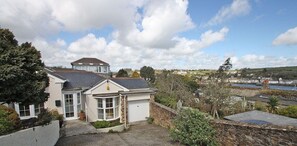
[97,97,120,120]
[34,103,44,116]
[19,104,30,117]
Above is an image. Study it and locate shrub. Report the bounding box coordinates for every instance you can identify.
[35,109,52,126]
[93,120,110,128]
[170,108,217,146]
[146,117,154,124]
[254,101,267,112]
[278,106,297,118]
[0,105,21,135]
[155,94,177,109]
[50,110,64,128]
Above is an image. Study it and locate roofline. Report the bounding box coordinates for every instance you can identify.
[84,79,129,94]
[47,73,67,83]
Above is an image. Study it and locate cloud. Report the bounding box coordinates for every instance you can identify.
[273,26,297,46]
[206,0,251,26]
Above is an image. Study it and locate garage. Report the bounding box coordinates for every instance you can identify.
[128,100,149,123]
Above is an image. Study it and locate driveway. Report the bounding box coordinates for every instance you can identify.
[56,122,182,146]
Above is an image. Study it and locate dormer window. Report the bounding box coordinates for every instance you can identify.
[90,63,93,65]
[100,63,103,65]
[78,63,82,65]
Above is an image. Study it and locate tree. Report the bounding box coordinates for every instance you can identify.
[140,66,155,82]
[116,69,128,77]
[170,108,217,146]
[202,58,232,118]
[267,96,279,113]
[0,28,49,105]
[131,71,140,78]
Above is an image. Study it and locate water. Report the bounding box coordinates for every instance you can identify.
[231,83,297,91]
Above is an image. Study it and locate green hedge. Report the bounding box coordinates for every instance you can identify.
[278,106,297,118]
[0,105,21,135]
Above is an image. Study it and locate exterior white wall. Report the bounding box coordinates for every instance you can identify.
[0,120,59,146]
[91,81,125,94]
[44,76,64,114]
[85,94,98,122]
[127,93,151,101]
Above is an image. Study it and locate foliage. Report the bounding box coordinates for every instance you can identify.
[277,106,297,118]
[254,101,267,112]
[50,110,64,127]
[260,90,297,99]
[35,109,52,126]
[0,28,49,105]
[0,105,21,135]
[131,71,140,78]
[146,117,154,124]
[267,96,279,113]
[155,94,177,109]
[93,119,121,129]
[140,66,155,83]
[170,108,217,146]
[116,69,128,77]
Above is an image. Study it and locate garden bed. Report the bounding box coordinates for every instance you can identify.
[91,119,125,133]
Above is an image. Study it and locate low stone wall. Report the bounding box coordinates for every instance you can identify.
[150,101,297,146]
[212,119,297,146]
[150,102,177,128]
[0,120,60,146]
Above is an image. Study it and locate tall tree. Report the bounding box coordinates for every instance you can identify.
[140,66,155,83]
[116,69,128,77]
[202,58,232,118]
[0,28,49,105]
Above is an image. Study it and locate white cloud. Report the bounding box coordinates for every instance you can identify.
[273,26,297,46]
[68,34,107,53]
[206,0,251,26]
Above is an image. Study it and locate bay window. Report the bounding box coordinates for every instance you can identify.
[97,97,119,120]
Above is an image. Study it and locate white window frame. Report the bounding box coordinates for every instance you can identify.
[14,103,44,120]
[97,96,120,121]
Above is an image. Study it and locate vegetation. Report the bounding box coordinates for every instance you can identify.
[254,101,267,112]
[170,108,217,146]
[50,110,64,128]
[116,69,128,77]
[154,71,195,109]
[260,90,297,99]
[0,105,21,135]
[267,96,279,113]
[0,28,49,105]
[35,109,53,126]
[201,58,232,119]
[93,119,121,129]
[140,66,155,83]
[146,117,154,124]
[277,106,297,118]
[131,71,140,78]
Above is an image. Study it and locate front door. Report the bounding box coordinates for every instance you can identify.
[64,94,75,119]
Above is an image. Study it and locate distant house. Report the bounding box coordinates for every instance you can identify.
[71,58,110,74]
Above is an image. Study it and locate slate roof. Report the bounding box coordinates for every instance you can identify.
[47,68,106,90]
[224,110,297,127]
[71,58,109,66]
[111,78,149,89]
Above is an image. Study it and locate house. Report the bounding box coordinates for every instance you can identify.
[41,67,154,125]
[71,58,110,74]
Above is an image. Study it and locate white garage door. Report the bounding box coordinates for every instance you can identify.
[128,100,149,123]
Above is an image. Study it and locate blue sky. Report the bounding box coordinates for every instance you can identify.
[1,0,297,70]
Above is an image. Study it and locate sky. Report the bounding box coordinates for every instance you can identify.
[1,0,297,71]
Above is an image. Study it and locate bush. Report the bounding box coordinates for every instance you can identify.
[278,106,297,118]
[50,110,64,128]
[254,101,267,112]
[0,105,21,135]
[146,117,154,124]
[93,120,110,128]
[155,93,177,109]
[170,108,217,146]
[35,109,52,126]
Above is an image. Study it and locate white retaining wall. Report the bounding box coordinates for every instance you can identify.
[0,120,60,146]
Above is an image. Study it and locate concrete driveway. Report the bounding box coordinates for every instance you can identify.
[56,122,182,146]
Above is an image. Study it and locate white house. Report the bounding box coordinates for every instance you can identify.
[71,57,110,74]
[41,67,155,124]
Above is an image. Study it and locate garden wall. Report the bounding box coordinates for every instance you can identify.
[150,101,297,146]
[0,120,60,146]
